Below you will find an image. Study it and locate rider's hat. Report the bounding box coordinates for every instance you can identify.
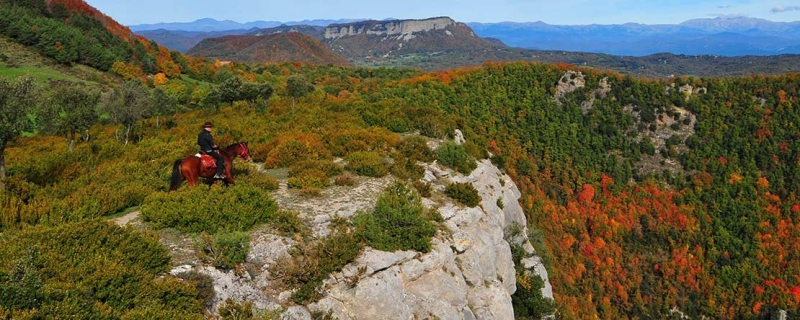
[203,122,214,128]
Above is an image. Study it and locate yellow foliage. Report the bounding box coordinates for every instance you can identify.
[152,73,168,86]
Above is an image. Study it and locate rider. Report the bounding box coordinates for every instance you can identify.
[198,122,225,179]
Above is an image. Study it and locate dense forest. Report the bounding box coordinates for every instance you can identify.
[1,0,799,318]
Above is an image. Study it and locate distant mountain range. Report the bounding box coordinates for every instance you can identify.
[467,17,800,56]
[129,18,363,32]
[133,17,800,57]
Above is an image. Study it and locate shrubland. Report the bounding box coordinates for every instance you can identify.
[0,11,798,316]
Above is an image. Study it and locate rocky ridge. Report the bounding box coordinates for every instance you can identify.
[162,132,553,319]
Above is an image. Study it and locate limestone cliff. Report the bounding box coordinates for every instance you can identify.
[170,133,553,319]
[324,17,458,40]
[319,17,499,59]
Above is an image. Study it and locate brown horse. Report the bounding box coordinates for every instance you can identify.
[169,142,251,191]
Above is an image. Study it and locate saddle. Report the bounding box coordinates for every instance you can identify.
[196,153,217,170]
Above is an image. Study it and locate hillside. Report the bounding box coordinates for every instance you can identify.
[136,28,255,53]
[187,31,351,66]
[2,1,800,319]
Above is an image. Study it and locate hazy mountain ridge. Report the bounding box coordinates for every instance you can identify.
[129,17,364,32]
[467,16,800,56]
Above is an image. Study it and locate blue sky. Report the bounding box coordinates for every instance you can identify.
[84,0,800,26]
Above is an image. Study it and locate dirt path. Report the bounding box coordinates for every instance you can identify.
[111,211,140,226]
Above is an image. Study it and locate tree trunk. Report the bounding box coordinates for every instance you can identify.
[125,123,131,145]
[0,142,6,191]
[291,98,295,114]
[69,131,75,152]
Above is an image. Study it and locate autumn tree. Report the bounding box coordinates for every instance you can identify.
[101,80,152,144]
[286,74,314,113]
[150,87,178,128]
[0,76,39,190]
[46,84,100,151]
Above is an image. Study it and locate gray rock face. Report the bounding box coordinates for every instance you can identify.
[324,17,457,40]
[186,137,552,319]
[310,159,553,319]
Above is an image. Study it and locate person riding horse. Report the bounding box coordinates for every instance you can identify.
[198,122,225,179]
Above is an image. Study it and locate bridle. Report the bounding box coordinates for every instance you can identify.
[238,142,251,161]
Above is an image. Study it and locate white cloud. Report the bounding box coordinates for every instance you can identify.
[772,5,800,13]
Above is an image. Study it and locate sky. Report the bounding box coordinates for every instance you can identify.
[84,0,800,26]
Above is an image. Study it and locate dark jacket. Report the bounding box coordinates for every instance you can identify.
[198,130,216,152]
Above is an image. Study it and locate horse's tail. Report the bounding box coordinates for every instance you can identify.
[169,159,184,191]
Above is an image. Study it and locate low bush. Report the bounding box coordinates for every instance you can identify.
[140,184,279,234]
[326,127,401,157]
[396,136,435,163]
[197,231,250,270]
[412,181,432,198]
[0,220,203,318]
[389,154,425,181]
[272,226,363,304]
[289,159,343,178]
[445,182,480,208]
[287,169,330,190]
[334,173,357,186]
[436,141,476,174]
[271,210,310,237]
[235,166,280,191]
[345,151,388,177]
[299,186,322,197]
[354,182,436,252]
[510,245,556,318]
[263,134,331,169]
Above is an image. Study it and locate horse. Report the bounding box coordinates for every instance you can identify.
[169,142,251,191]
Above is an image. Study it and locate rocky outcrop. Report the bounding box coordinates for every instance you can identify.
[324,17,458,40]
[171,136,552,319]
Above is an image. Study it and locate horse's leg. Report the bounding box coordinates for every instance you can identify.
[224,160,234,185]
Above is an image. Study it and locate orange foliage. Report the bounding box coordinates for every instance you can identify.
[578,184,595,203]
[152,73,168,86]
[109,61,143,80]
[778,90,787,104]
[728,173,743,184]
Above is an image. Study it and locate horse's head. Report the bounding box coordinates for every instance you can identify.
[238,142,251,161]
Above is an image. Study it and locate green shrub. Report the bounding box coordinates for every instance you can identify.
[175,271,215,307]
[389,155,425,181]
[235,166,280,191]
[0,220,202,318]
[436,141,476,174]
[288,169,330,189]
[271,210,309,237]
[510,245,555,318]
[273,227,363,304]
[412,181,432,198]
[264,134,331,169]
[445,182,481,207]
[462,140,488,161]
[140,184,279,234]
[396,136,435,163]
[289,159,343,178]
[326,127,401,157]
[219,299,254,320]
[197,231,250,270]
[345,151,388,177]
[354,182,436,252]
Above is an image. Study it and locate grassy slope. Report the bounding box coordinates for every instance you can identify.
[0,36,118,87]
